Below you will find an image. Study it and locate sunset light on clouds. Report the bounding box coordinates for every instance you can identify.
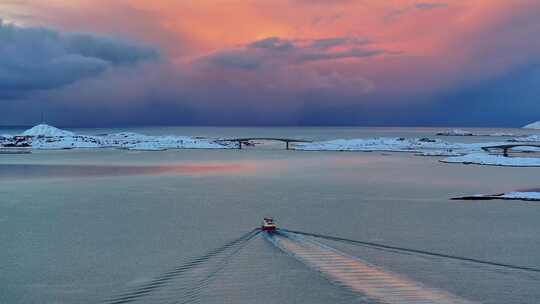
[4,3,540,304]
[1,0,540,126]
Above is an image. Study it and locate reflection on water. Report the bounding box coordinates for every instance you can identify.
[0,162,258,179]
[267,232,476,304]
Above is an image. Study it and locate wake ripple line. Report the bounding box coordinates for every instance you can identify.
[170,229,261,304]
[104,229,259,304]
[281,228,540,274]
[267,231,476,304]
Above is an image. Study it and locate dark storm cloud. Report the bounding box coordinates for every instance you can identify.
[203,36,383,70]
[0,21,158,99]
[385,2,448,22]
[4,2,540,128]
[310,37,348,49]
[208,50,264,70]
[297,48,383,62]
[248,37,294,51]
[414,2,448,10]
[309,37,369,50]
[422,63,540,127]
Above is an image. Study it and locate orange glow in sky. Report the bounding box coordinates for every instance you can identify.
[2,0,540,126]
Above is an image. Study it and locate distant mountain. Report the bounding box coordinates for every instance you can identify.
[22,124,75,137]
[523,121,540,129]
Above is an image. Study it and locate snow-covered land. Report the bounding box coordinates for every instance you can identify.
[441,153,540,167]
[0,124,233,150]
[294,137,456,153]
[453,192,540,201]
[501,192,540,200]
[489,132,515,137]
[511,146,540,153]
[4,124,540,166]
[293,137,509,155]
[416,151,463,157]
[523,121,540,129]
[436,129,474,136]
[436,129,515,137]
[509,135,540,142]
[22,124,75,137]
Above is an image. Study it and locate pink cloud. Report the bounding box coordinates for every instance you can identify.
[3,0,540,126]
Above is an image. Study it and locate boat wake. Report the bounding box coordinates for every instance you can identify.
[104,229,260,304]
[266,231,477,304]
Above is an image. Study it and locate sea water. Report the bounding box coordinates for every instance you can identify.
[1,127,539,303]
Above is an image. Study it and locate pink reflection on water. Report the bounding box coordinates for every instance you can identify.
[0,161,268,179]
[151,161,261,176]
[268,233,477,304]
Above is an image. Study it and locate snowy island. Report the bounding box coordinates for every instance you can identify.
[440,153,540,167]
[292,136,540,166]
[292,137,532,154]
[292,137,482,155]
[0,124,234,150]
[436,129,515,137]
[2,124,540,167]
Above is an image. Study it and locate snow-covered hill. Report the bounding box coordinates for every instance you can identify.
[22,124,74,137]
[1,124,232,150]
[523,121,540,129]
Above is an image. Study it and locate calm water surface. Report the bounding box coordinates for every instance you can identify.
[1,127,539,303]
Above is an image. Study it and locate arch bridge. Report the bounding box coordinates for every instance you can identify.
[218,137,312,150]
[481,144,540,157]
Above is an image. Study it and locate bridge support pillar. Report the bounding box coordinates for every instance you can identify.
[503,148,508,157]
[286,141,289,150]
[238,141,242,149]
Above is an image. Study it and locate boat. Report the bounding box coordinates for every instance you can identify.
[261,217,277,232]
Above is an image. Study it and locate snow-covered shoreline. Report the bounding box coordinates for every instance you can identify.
[441,153,540,167]
[453,192,540,202]
[293,136,540,166]
[509,134,540,142]
[3,124,540,167]
[435,129,515,137]
[292,137,509,155]
[0,124,234,151]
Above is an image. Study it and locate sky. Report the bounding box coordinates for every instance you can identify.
[1,0,540,127]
